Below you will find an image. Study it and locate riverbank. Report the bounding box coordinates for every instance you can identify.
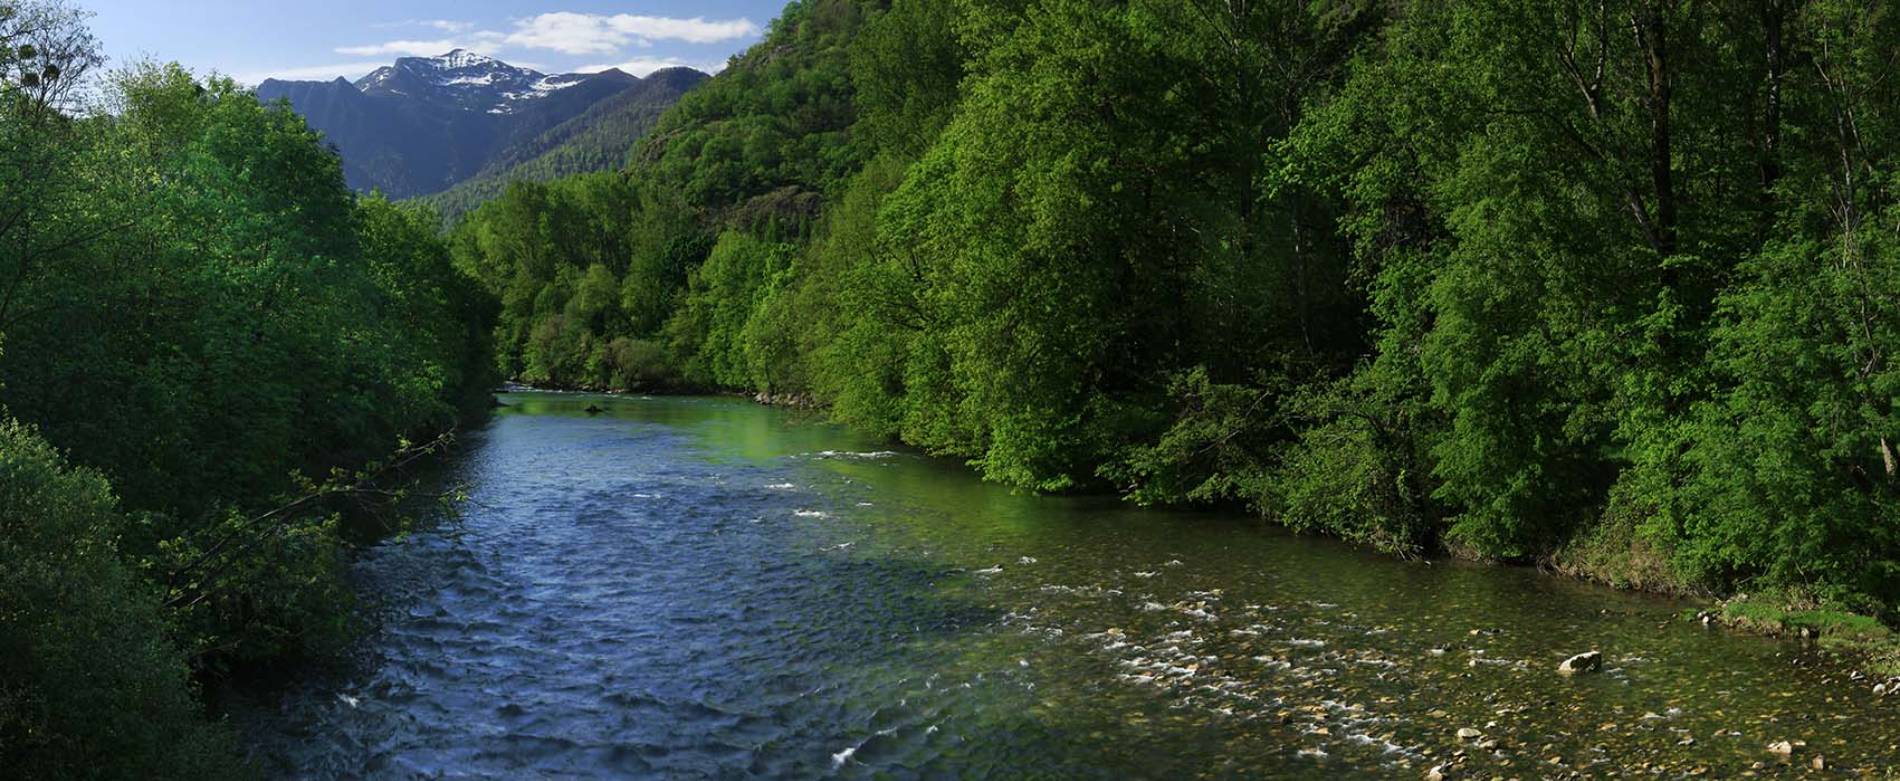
[1702,595,1900,683]
[500,379,821,410]
[1547,514,1900,682]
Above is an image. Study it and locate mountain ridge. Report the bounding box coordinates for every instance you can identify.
[416,66,710,223]
[257,50,705,200]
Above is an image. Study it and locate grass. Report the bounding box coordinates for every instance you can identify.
[1701,592,1900,677]
[1546,514,1698,596]
[1718,600,1890,642]
[1550,517,1900,677]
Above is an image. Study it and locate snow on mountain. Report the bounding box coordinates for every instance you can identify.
[438,48,495,70]
[353,49,601,115]
[255,50,702,200]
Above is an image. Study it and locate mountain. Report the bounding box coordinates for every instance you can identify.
[417,67,710,224]
[256,50,703,200]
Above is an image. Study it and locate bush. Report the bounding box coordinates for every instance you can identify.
[0,419,243,779]
[606,337,677,389]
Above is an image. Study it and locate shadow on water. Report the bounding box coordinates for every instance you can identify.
[238,392,1900,779]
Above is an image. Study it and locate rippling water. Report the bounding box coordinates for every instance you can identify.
[240,392,1900,778]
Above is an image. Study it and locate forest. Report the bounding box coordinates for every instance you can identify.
[6,0,1900,776]
[0,1,494,775]
[456,0,1900,605]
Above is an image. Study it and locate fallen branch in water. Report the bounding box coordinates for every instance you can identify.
[163,431,461,612]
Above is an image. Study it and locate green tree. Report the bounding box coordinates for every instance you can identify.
[0,419,242,780]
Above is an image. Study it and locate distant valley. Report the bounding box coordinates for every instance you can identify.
[256,50,706,209]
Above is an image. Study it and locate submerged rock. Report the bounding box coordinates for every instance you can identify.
[1558,651,1603,676]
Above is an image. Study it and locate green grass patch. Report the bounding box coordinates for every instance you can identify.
[1718,599,1892,642]
[1709,593,1900,678]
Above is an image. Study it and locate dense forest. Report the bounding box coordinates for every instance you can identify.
[452,0,1900,610]
[8,0,1900,776]
[0,1,494,775]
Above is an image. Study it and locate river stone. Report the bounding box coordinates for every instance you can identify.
[1456,727,1482,740]
[1558,649,1603,676]
[1558,651,1603,676]
[1425,764,1448,781]
[1767,740,1795,756]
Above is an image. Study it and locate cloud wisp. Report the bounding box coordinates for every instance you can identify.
[238,61,390,84]
[372,19,476,34]
[336,12,761,62]
[335,38,492,58]
[506,13,762,54]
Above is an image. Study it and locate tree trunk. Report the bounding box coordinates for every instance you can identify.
[1638,2,1678,260]
[1759,0,1786,209]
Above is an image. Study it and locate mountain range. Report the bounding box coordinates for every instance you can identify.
[256,50,707,204]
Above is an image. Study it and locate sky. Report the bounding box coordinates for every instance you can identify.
[81,0,793,84]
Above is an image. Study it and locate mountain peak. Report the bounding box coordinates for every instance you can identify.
[351,51,604,114]
[255,48,706,202]
[387,48,528,79]
[436,49,497,69]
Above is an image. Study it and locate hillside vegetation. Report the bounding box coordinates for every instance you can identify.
[0,2,495,775]
[452,0,1900,617]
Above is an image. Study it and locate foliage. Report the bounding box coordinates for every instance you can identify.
[0,3,496,774]
[0,420,243,780]
[454,0,1900,614]
[434,0,1900,617]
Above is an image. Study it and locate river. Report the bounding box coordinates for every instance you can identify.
[240,391,1898,778]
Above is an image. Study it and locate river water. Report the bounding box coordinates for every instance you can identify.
[242,392,1899,778]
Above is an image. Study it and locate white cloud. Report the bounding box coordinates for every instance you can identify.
[500,12,621,55]
[287,12,758,81]
[575,56,727,78]
[335,31,507,58]
[602,14,761,44]
[335,39,463,57]
[373,19,475,34]
[504,13,760,55]
[238,62,388,85]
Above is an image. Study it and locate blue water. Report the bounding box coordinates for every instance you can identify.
[240,393,1895,778]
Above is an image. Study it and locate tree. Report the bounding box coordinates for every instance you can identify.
[0,419,242,780]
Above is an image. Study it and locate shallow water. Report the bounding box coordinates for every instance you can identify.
[241,392,1900,778]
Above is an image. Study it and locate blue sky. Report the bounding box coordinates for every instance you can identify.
[83,1,792,84]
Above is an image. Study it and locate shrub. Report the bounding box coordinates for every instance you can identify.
[0,419,243,779]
